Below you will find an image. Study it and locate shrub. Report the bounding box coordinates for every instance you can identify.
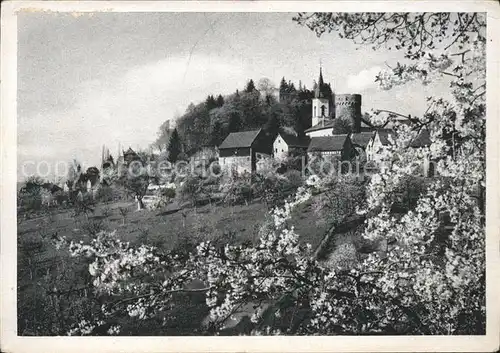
[81,219,107,236]
[151,187,176,209]
[210,163,221,177]
[180,176,202,208]
[18,190,42,212]
[253,173,292,209]
[95,185,115,203]
[283,170,303,191]
[280,156,305,173]
[101,205,112,219]
[221,176,252,210]
[53,190,68,206]
[72,196,96,220]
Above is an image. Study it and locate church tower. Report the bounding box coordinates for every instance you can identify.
[312,66,332,127]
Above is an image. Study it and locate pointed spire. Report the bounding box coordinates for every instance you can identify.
[314,63,331,99]
[318,64,324,87]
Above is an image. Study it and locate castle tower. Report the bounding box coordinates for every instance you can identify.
[335,94,362,133]
[312,67,332,127]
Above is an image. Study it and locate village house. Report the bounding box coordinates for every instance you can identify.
[307,134,356,161]
[121,147,142,166]
[273,131,310,160]
[349,132,374,159]
[366,128,433,176]
[218,129,272,174]
[39,182,64,206]
[366,129,396,161]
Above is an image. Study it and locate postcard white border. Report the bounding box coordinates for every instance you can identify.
[1,1,499,352]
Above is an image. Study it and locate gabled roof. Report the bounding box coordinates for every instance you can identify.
[277,132,310,148]
[377,129,396,145]
[350,132,374,148]
[308,135,348,152]
[410,128,432,148]
[219,129,262,149]
[372,128,431,148]
[42,183,63,194]
[304,120,335,133]
[124,147,137,155]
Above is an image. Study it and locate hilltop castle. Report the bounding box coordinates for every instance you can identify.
[305,67,368,137]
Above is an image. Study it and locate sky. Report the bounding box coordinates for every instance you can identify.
[17,11,449,180]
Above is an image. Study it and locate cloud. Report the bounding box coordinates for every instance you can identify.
[346,66,382,92]
[18,54,249,177]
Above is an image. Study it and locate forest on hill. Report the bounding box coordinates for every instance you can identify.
[152,77,317,155]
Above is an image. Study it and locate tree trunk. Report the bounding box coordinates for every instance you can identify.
[28,258,33,281]
[137,197,145,210]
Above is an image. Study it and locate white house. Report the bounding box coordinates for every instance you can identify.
[273,132,310,160]
[366,128,433,176]
[350,132,374,160]
[366,130,396,161]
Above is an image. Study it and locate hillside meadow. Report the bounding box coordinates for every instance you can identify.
[17,195,353,335]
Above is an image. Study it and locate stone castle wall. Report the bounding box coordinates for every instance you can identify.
[335,94,362,133]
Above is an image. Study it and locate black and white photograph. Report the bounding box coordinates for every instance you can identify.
[1,1,499,352]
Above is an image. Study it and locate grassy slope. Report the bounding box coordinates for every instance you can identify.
[17,196,346,335]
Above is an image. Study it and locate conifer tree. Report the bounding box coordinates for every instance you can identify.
[216,94,224,107]
[167,128,182,163]
[279,77,287,91]
[245,79,256,93]
[205,95,217,111]
[210,121,225,146]
[264,112,280,138]
[228,112,241,133]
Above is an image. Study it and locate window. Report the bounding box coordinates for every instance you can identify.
[428,161,435,177]
[314,106,317,116]
[275,148,277,153]
[281,149,284,152]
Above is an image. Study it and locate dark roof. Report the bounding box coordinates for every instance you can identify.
[124,147,137,156]
[278,132,310,148]
[41,183,63,194]
[304,120,335,133]
[377,129,396,145]
[350,132,373,148]
[219,129,262,149]
[308,135,348,152]
[314,67,330,99]
[410,128,432,148]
